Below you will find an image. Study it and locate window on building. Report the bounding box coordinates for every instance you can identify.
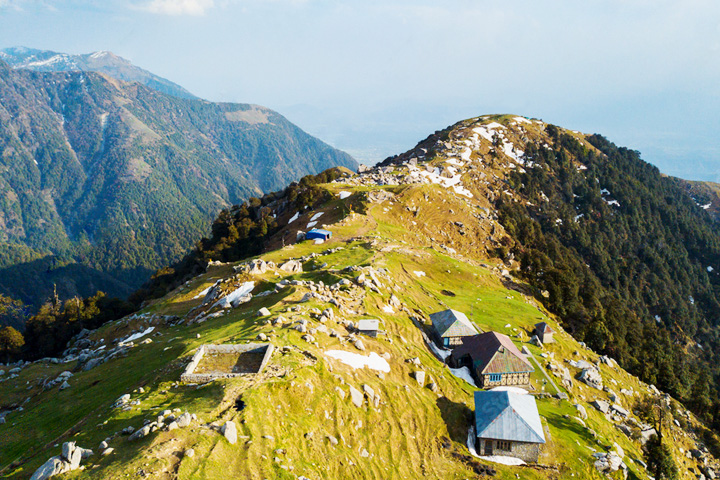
[497,440,512,451]
[488,373,502,382]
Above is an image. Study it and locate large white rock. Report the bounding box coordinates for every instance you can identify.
[222,420,238,444]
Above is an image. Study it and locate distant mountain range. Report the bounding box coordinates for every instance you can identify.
[0,47,196,99]
[0,51,356,311]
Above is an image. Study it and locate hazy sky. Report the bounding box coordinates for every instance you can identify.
[1,0,719,179]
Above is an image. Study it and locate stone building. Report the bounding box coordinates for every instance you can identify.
[533,322,555,344]
[450,331,533,388]
[474,390,545,462]
[429,309,480,348]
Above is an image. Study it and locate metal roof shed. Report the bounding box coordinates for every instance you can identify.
[474,390,545,444]
[430,309,479,347]
[306,229,332,241]
[357,319,380,337]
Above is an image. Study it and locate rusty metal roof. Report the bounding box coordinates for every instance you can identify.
[535,322,554,335]
[451,331,534,375]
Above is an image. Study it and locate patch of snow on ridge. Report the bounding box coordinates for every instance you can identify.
[310,212,324,221]
[288,212,300,224]
[513,116,531,124]
[307,221,318,229]
[413,271,426,277]
[324,350,390,372]
[338,191,352,199]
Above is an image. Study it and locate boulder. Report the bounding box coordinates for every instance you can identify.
[102,448,114,456]
[222,420,237,444]
[248,259,268,275]
[592,399,610,414]
[327,435,339,446]
[256,333,268,341]
[578,367,603,390]
[257,307,271,317]
[176,412,192,428]
[279,260,303,273]
[574,404,588,420]
[129,425,151,440]
[29,457,67,480]
[349,385,364,407]
[354,339,365,351]
[414,371,426,387]
[185,448,195,458]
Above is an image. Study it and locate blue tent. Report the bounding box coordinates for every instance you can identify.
[306,229,332,241]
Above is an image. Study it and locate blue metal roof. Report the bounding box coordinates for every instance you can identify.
[474,391,545,444]
[307,229,332,235]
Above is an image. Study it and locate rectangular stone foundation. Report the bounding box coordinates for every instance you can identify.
[181,343,274,383]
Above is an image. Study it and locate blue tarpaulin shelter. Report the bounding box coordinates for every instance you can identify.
[306,229,332,241]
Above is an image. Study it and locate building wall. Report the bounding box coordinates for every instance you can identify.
[478,371,530,388]
[477,438,541,463]
[540,332,554,344]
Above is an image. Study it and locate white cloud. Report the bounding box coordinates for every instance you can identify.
[140,0,215,15]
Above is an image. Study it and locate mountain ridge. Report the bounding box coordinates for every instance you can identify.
[0,47,196,99]
[0,58,356,311]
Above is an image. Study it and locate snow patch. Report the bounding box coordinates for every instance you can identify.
[310,212,324,221]
[288,212,300,224]
[413,270,426,277]
[121,327,154,344]
[382,305,395,314]
[450,366,477,387]
[702,203,712,210]
[490,386,528,395]
[193,286,212,299]
[212,282,255,309]
[338,191,352,199]
[513,116,531,124]
[324,350,390,372]
[307,221,318,229]
[708,266,714,273]
[428,341,451,361]
[480,455,527,466]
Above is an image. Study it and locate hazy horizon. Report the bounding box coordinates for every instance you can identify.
[1,0,719,180]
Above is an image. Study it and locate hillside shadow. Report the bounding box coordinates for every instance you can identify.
[0,256,151,311]
[436,396,473,445]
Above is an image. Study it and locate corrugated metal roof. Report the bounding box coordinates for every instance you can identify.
[451,332,534,375]
[475,391,545,444]
[430,309,479,338]
[357,319,379,330]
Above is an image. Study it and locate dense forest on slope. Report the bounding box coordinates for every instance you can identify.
[13,168,350,360]
[497,128,720,426]
[0,59,356,312]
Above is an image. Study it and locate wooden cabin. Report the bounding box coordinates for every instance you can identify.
[450,331,534,388]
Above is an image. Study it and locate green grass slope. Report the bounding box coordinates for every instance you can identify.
[1,160,716,479]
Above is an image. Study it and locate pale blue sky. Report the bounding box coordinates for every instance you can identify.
[1,0,719,179]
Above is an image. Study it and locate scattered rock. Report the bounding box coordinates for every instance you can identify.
[185,448,195,458]
[257,307,271,317]
[279,260,303,273]
[349,385,364,407]
[592,399,610,414]
[414,371,426,387]
[327,435,339,446]
[354,339,365,351]
[222,420,237,444]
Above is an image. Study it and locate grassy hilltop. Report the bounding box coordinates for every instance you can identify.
[1,115,719,479]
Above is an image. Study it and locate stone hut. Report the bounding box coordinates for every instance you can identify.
[429,309,480,348]
[474,390,545,462]
[534,322,555,344]
[357,319,379,338]
[450,331,534,388]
